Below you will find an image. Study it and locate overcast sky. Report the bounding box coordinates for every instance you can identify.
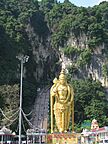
[59,0,108,7]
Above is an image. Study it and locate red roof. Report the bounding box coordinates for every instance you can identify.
[91,127,108,132]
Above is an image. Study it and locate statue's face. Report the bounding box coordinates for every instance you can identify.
[59,78,66,85]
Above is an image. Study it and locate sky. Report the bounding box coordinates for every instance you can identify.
[59,0,108,7]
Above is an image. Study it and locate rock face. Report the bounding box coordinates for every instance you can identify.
[61,33,108,88]
[25,14,59,84]
[67,33,88,49]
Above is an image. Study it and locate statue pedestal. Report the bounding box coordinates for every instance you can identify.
[47,133,78,144]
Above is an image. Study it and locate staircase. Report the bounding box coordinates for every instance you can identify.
[32,86,50,131]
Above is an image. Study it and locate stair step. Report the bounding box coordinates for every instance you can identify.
[31,86,50,131]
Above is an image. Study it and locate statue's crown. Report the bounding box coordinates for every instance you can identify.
[59,69,66,79]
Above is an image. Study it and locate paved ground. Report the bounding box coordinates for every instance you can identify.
[32,86,50,131]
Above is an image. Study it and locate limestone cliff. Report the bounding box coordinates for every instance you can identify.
[25,13,59,84]
[61,33,108,87]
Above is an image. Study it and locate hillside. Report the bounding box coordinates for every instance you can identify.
[0,0,108,132]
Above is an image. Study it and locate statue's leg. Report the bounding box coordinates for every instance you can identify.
[64,110,66,132]
[72,101,74,132]
[67,108,71,129]
[65,107,71,131]
[54,105,62,132]
[62,112,65,132]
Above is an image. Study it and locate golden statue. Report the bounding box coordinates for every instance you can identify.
[50,69,74,133]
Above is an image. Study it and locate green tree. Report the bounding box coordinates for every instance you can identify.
[64,0,70,3]
[70,79,108,131]
[0,84,19,128]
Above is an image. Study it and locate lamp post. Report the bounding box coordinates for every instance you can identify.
[16,55,29,144]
